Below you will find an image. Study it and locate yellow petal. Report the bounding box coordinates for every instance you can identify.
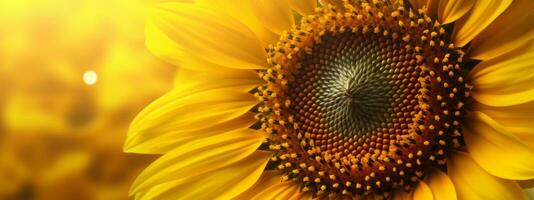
[473,101,534,148]
[469,41,534,107]
[170,66,262,95]
[464,111,534,180]
[249,0,295,34]
[413,181,434,200]
[136,151,271,200]
[236,170,313,200]
[288,0,317,16]
[146,2,267,70]
[234,171,283,199]
[251,181,301,200]
[148,26,268,73]
[437,0,475,24]
[125,85,257,154]
[425,169,457,200]
[448,151,527,200]
[467,0,534,60]
[452,0,512,47]
[195,0,279,46]
[130,129,267,196]
[196,0,294,38]
[125,66,260,154]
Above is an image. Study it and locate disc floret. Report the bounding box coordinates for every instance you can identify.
[254,1,469,198]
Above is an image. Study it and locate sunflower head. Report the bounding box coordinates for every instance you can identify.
[128,0,534,199]
[256,1,470,197]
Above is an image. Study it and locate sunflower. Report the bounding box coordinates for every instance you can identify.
[125,0,534,199]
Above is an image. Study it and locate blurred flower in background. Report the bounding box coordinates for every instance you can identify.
[0,0,175,199]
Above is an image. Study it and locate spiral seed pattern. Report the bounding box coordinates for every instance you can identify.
[290,31,396,139]
[254,1,471,198]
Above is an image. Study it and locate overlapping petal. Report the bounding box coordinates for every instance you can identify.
[249,0,295,35]
[130,130,268,197]
[235,171,312,200]
[195,0,296,40]
[413,181,434,200]
[452,0,512,47]
[437,0,475,24]
[467,0,534,60]
[194,0,280,46]
[469,41,534,107]
[463,111,534,180]
[447,151,527,200]
[425,169,457,200]
[234,171,283,199]
[134,150,271,200]
[472,101,534,148]
[250,181,302,200]
[146,2,267,70]
[391,181,435,200]
[125,84,257,154]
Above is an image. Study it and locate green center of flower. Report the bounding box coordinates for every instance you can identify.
[255,1,470,198]
[290,31,395,138]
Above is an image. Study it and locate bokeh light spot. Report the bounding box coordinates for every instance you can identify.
[83,70,98,85]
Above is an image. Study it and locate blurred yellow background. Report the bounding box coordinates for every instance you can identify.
[0,0,175,199]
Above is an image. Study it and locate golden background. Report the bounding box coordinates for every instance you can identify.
[0,0,175,199]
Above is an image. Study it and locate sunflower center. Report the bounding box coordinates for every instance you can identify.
[255,1,469,198]
[290,31,394,138]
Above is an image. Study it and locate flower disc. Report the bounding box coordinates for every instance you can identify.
[255,1,470,198]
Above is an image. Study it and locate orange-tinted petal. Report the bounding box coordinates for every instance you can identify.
[472,101,534,148]
[469,41,534,107]
[452,0,512,47]
[249,0,295,34]
[448,151,527,200]
[235,171,312,200]
[467,0,534,60]
[413,181,434,200]
[437,0,475,24]
[425,169,457,200]
[463,111,534,180]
